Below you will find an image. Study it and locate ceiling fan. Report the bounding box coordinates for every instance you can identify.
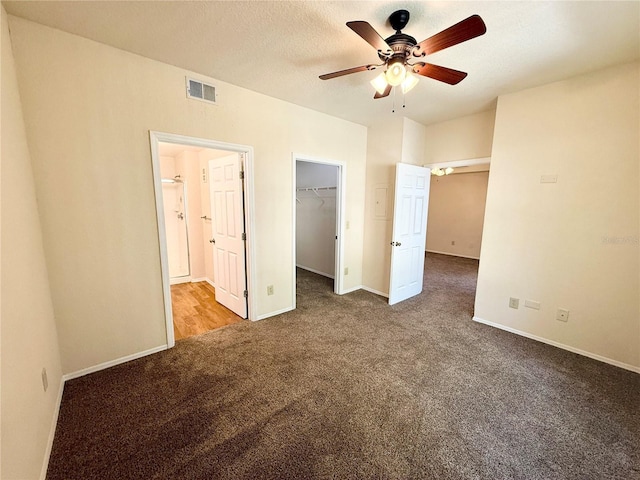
[319,10,487,99]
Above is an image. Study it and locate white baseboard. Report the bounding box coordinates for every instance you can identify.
[340,285,362,295]
[255,306,295,321]
[191,277,216,288]
[472,316,640,374]
[169,276,191,285]
[63,345,168,381]
[40,377,65,480]
[296,264,334,279]
[360,285,389,298]
[426,249,480,260]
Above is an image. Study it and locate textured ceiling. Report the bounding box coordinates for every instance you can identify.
[4,1,639,127]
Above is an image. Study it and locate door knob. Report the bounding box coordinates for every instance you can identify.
[209,238,215,244]
[390,241,402,246]
[177,212,184,220]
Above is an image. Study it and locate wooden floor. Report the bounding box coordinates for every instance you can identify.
[171,281,243,340]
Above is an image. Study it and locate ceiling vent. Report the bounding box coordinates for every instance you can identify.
[186,77,217,105]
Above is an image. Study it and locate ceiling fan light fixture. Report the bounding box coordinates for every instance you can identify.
[401,72,419,94]
[370,73,389,95]
[385,59,406,86]
[431,167,455,176]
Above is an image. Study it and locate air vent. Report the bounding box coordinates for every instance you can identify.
[186,77,217,105]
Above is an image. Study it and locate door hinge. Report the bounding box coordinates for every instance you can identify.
[241,232,246,241]
[243,290,248,298]
[239,171,245,180]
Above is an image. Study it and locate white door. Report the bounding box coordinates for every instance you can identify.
[209,154,247,318]
[388,163,430,305]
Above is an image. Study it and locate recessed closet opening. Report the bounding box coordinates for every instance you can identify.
[293,156,345,303]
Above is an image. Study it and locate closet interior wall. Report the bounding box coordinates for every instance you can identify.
[295,161,338,278]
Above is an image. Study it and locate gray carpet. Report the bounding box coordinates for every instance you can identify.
[47,253,640,479]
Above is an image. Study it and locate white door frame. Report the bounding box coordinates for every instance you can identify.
[292,153,346,306]
[150,131,257,348]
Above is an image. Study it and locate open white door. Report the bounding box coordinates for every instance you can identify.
[388,163,430,305]
[209,154,248,318]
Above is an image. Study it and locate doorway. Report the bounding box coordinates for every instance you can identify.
[292,155,346,306]
[150,132,256,347]
[424,159,491,261]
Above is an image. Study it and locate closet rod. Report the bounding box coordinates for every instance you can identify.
[295,186,336,192]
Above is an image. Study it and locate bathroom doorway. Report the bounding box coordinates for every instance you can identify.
[150,132,256,347]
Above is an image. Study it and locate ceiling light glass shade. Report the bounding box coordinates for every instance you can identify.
[370,73,388,95]
[431,167,455,176]
[401,72,419,94]
[385,60,407,87]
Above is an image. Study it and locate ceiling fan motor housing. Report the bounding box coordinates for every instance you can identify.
[379,33,417,62]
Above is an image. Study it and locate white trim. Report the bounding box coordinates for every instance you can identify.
[39,377,65,480]
[62,345,168,381]
[472,316,640,374]
[296,264,334,279]
[361,285,389,298]
[190,277,216,288]
[426,249,480,260]
[149,131,258,346]
[292,154,347,305]
[424,157,491,169]
[189,277,208,283]
[150,134,175,347]
[169,276,191,285]
[340,285,362,295]
[256,306,295,321]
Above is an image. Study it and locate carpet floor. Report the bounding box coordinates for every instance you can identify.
[46,253,640,479]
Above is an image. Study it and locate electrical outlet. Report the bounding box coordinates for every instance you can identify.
[525,299,541,310]
[344,267,349,275]
[509,297,519,309]
[556,308,569,322]
[267,285,274,296]
[41,368,48,392]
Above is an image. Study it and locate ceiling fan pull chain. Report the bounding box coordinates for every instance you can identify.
[392,86,396,113]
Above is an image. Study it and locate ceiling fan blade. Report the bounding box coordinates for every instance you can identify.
[412,63,468,85]
[413,14,486,57]
[374,84,392,99]
[319,64,376,80]
[347,21,392,54]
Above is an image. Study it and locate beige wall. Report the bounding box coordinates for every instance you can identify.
[361,117,403,295]
[8,16,367,374]
[1,7,63,479]
[175,150,206,280]
[424,109,495,164]
[426,172,489,259]
[198,151,215,283]
[475,62,640,370]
